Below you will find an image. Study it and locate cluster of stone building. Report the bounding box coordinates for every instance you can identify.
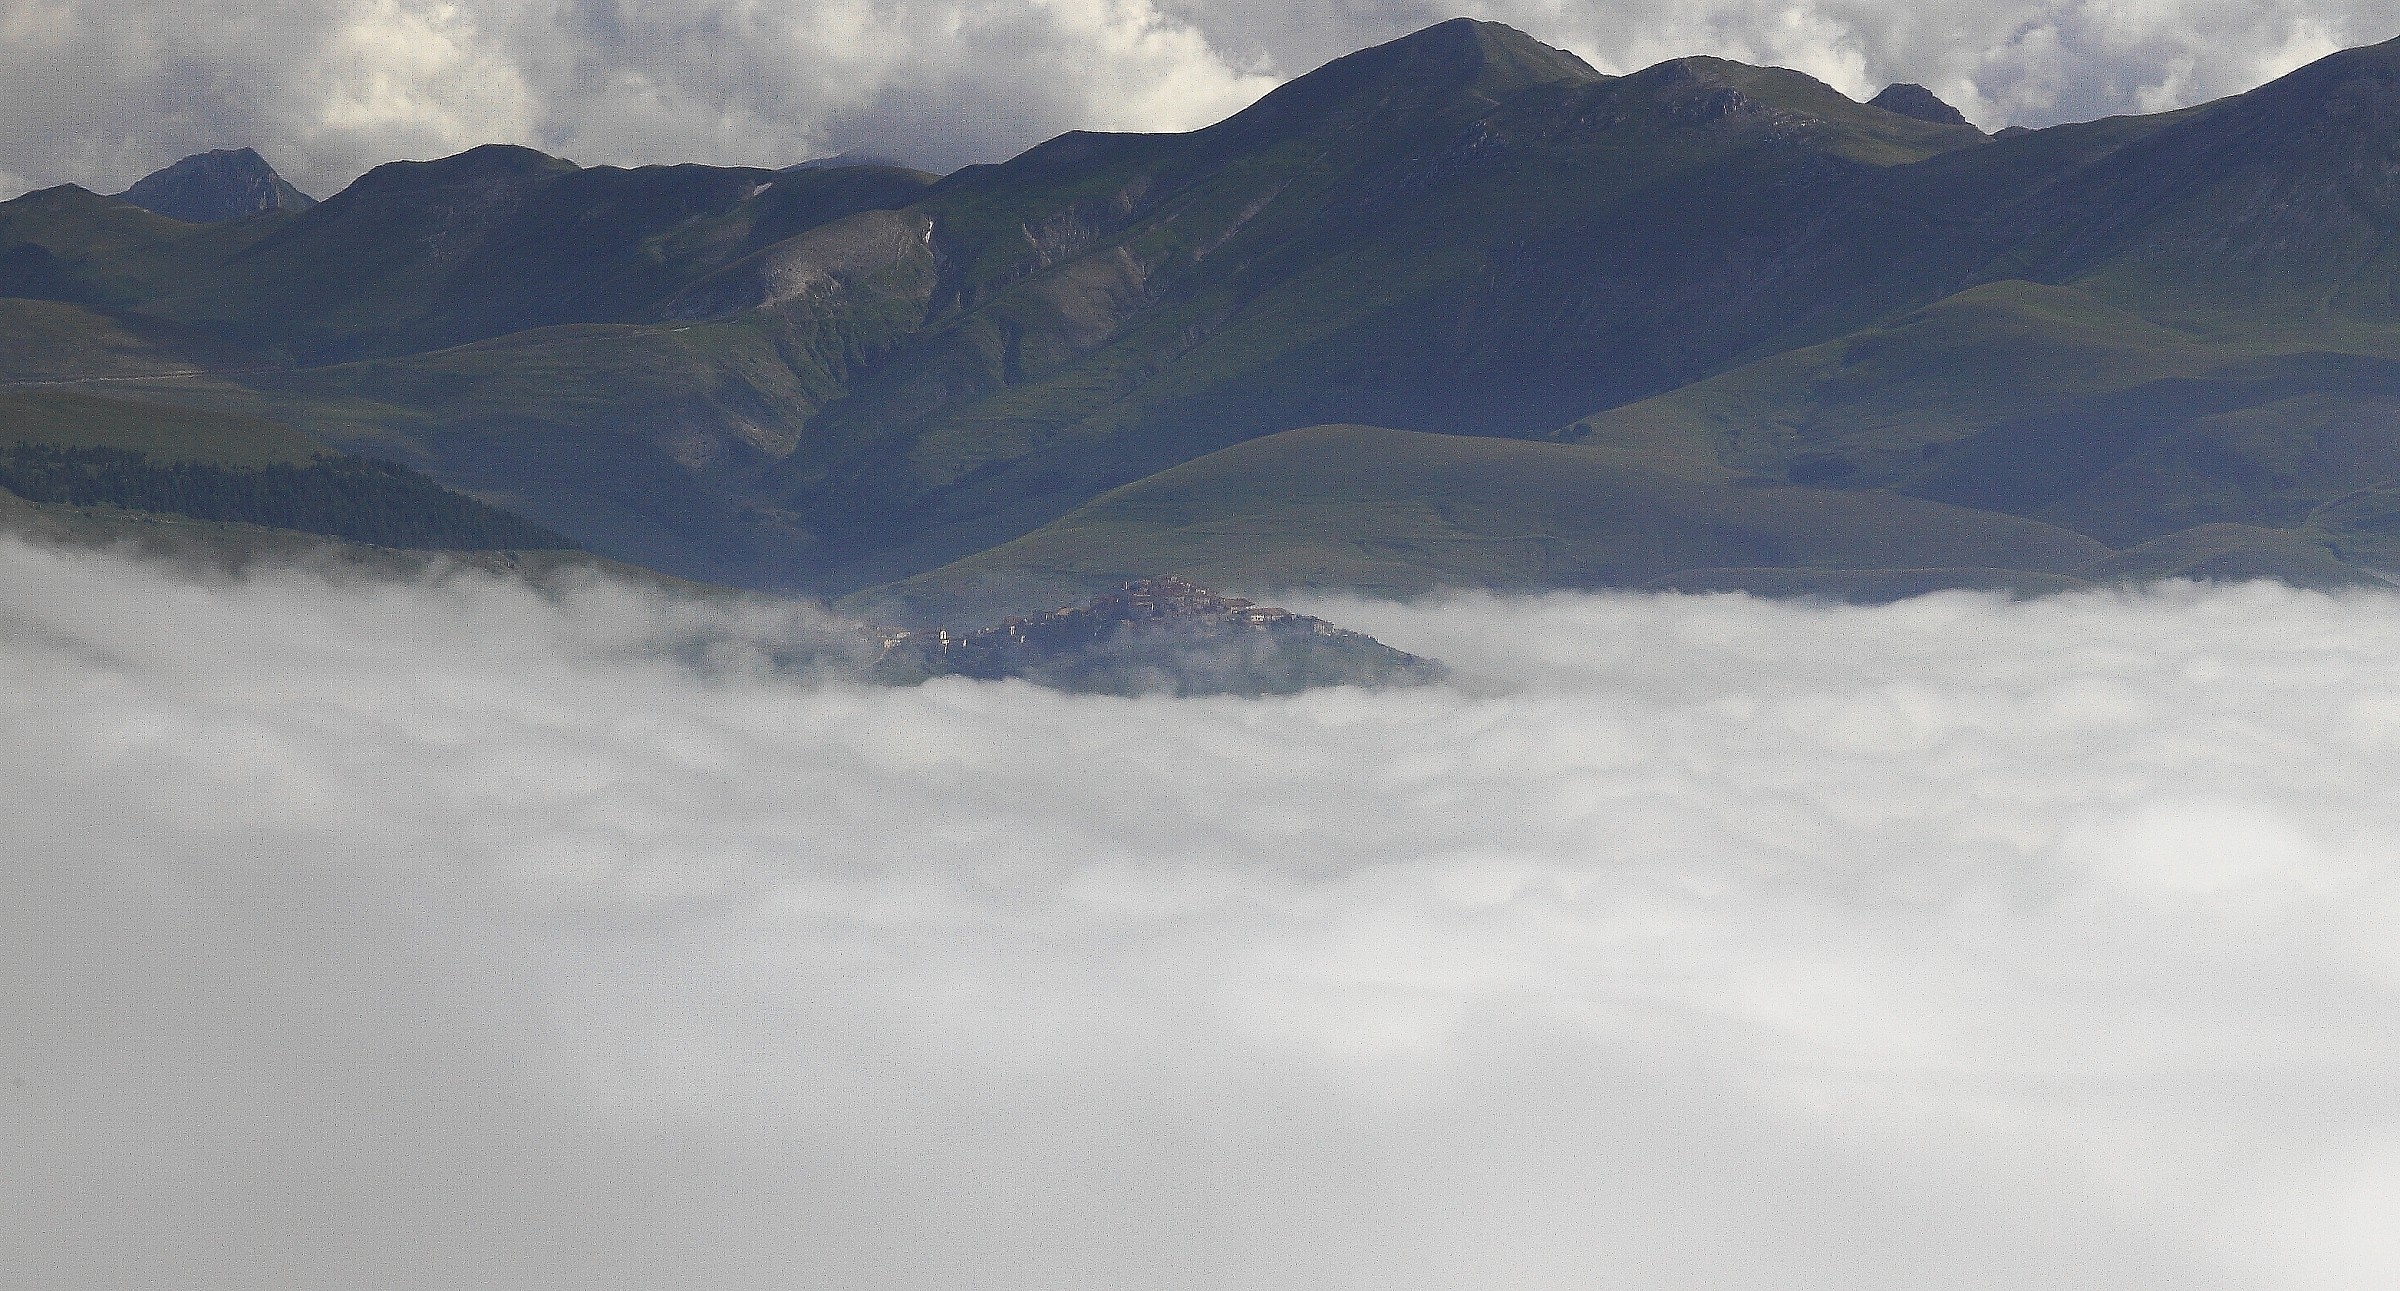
[866,573,1442,692]
[876,575,1332,662]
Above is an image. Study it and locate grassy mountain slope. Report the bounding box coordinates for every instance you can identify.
[0,389,320,466]
[0,156,944,579]
[2008,37,2400,325]
[175,150,938,360]
[1557,277,2400,553]
[0,388,573,550]
[239,252,946,582]
[0,298,263,382]
[0,185,277,308]
[0,486,674,592]
[1552,281,2219,473]
[2076,523,2382,588]
[0,149,938,363]
[867,424,2114,622]
[751,22,2004,587]
[881,413,2400,621]
[240,324,837,579]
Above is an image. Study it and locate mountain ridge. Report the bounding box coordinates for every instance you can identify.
[10,18,2400,609]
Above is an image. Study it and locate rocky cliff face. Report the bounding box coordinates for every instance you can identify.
[117,148,316,223]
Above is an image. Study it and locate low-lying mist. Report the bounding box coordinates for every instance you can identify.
[7,537,2400,1290]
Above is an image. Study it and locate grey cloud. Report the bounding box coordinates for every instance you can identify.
[4,1,2398,201]
[0,0,1279,198]
[7,537,2400,1288]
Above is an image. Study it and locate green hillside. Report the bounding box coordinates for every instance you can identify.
[865,424,2117,622]
[768,25,2002,587]
[874,420,2400,624]
[173,152,937,359]
[0,299,262,382]
[1557,280,2400,550]
[10,19,2018,593]
[0,148,937,363]
[0,184,278,308]
[0,389,572,550]
[0,388,320,466]
[240,306,933,583]
[0,486,684,594]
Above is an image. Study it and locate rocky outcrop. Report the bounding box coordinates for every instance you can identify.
[117,148,315,223]
[1867,83,1973,127]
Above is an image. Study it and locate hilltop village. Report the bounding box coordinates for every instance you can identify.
[871,576,1442,694]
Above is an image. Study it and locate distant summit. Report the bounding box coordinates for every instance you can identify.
[118,148,315,223]
[1868,83,1972,127]
[784,150,915,173]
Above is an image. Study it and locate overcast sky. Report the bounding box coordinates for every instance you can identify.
[2,0,2397,200]
[9,537,2400,1288]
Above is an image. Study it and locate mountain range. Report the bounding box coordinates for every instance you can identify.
[10,17,2400,621]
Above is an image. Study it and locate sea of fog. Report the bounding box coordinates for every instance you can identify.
[7,536,2400,1290]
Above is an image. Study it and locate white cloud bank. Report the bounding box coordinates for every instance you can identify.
[1,0,2395,200]
[7,536,2400,1289]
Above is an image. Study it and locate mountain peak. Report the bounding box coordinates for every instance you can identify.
[116,148,315,223]
[1868,83,1971,127]
[1346,17,1603,95]
[2220,33,2400,127]
[328,144,576,208]
[785,149,914,173]
[1212,18,1601,141]
[1399,17,1597,76]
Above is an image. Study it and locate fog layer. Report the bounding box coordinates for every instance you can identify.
[6,538,2399,1290]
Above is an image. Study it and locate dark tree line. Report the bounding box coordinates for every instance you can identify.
[0,443,575,551]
